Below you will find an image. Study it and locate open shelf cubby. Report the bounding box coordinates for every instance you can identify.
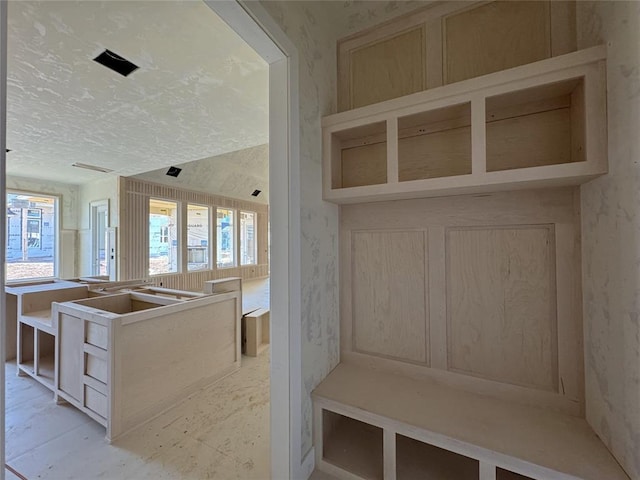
[398,102,471,181]
[331,121,387,189]
[496,468,534,480]
[396,434,479,480]
[486,77,585,172]
[322,46,606,204]
[322,410,384,479]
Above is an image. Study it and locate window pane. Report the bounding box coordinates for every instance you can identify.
[149,199,179,275]
[187,204,209,271]
[6,193,57,280]
[240,211,257,265]
[217,208,235,267]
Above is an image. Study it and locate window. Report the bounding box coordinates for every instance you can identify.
[240,211,257,265]
[187,204,210,271]
[6,192,58,280]
[217,208,235,267]
[149,199,179,275]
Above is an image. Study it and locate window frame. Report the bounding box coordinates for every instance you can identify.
[148,197,181,276]
[216,206,237,269]
[6,190,60,282]
[240,210,258,266]
[186,202,211,272]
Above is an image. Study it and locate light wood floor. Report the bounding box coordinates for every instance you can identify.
[5,277,271,480]
[5,348,270,479]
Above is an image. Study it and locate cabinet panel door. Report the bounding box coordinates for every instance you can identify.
[446,225,558,391]
[352,231,428,364]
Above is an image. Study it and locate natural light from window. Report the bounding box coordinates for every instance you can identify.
[240,211,257,265]
[217,208,235,268]
[187,204,210,271]
[149,198,179,275]
[6,192,58,281]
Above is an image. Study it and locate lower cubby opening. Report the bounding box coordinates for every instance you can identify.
[496,468,534,480]
[396,434,479,479]
[322,410,384,479]
[37,330,55,384]
[19,323,35,364]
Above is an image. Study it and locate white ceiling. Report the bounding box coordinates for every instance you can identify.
[6,1,269,185]
[133,143,269,205]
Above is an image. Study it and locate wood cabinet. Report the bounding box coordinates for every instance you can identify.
[6,280,92,391]
[53,290,242,442]
[323,47,606,204]
[338,1,577,111]
[313,364,629,480]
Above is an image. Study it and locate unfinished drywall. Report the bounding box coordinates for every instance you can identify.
[261,0,435,461]
[578,2,640,478]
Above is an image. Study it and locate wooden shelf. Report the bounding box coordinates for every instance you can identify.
[322,46,607,204]
[20,309,53,330]
[313,363,629,480]
[331,121,387,189]
[18,354,55,390]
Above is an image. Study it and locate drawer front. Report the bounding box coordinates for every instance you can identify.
[86,322,108,350]
[85,385,108,419]
[85,354,107,384]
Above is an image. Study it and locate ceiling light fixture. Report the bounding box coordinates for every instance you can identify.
[93,49,139,77]
[72,162,114,173]
[166,166,182,177]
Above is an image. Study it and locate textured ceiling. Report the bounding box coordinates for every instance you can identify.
[6,1,269,185]
[133,144,269,205]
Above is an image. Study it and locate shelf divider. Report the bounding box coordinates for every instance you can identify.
[387,118,399,185]
[471,95,487,175]
[384,429,397,480]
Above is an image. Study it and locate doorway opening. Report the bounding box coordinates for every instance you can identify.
[1,0,300,477]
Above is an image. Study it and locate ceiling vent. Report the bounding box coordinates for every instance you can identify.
[251,189,261,197]
[166,166,182,177]
[93,49,139,77]
[72,162,114,173]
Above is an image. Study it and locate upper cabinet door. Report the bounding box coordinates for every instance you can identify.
[337,1,577,112]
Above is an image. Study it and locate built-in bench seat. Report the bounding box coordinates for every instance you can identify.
[312,363,629,480]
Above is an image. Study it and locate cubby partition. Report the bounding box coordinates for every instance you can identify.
[322,46,606,204]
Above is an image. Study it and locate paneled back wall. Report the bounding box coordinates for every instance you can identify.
[119,177,269,290]
[338,0,577,111]
[340,188,583,415]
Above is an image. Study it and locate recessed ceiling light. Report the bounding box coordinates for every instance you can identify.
[251,189,261,197]
[166,166,182,177]
[72,162,114,173]
[93,49,139,77]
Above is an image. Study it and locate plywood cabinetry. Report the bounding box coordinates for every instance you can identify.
[53,291,241,441]
[340,188,583,413]
[323,47,606,204]
[312,364,629,480]
[338,1,577,111]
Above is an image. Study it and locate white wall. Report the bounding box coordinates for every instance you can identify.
[77,176,119,276]
[260,0,434,460]
[578,2,640,479]
[7,174,79,230]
